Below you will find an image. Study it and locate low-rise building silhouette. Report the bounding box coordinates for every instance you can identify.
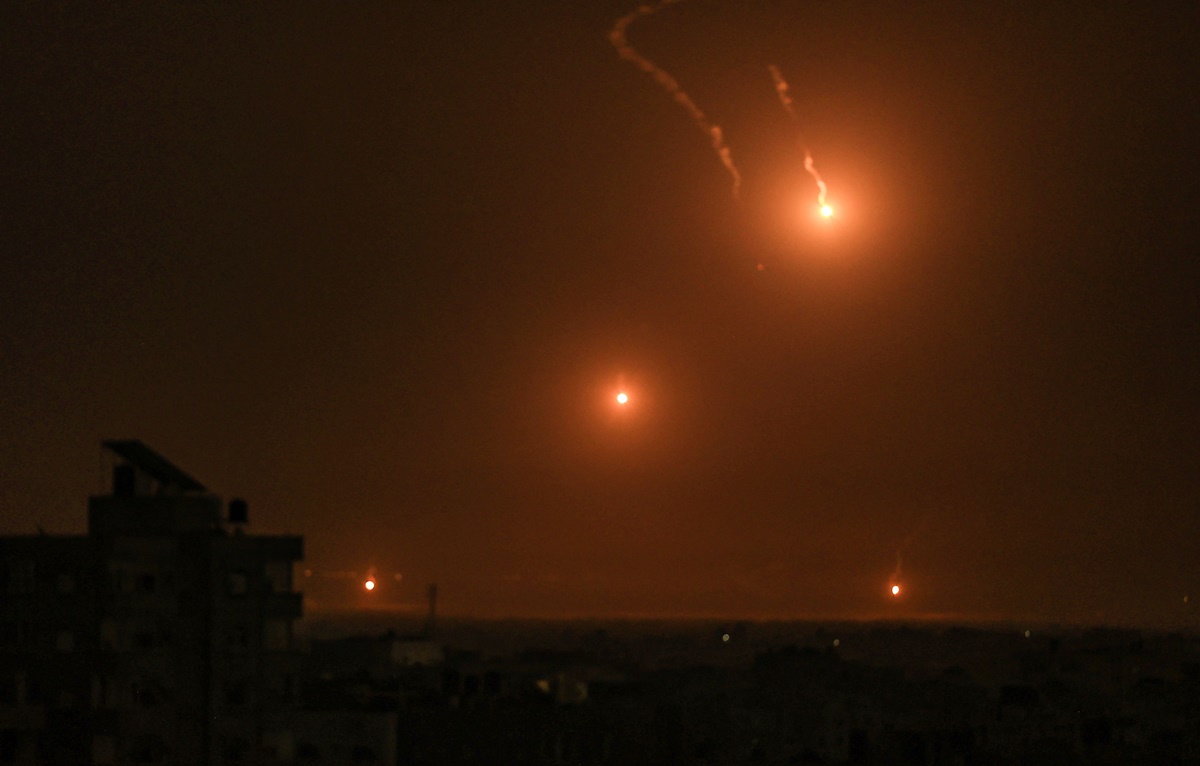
[1,440,303,764]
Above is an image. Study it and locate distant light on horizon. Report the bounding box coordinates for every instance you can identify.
[820,204,833,218]
[365,579,375,591]
[891,584,901,596]
[616,392,629,405]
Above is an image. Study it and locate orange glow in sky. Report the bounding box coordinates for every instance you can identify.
[616,392,629,405]
[891,584,901,596]
[365,579,376,591]
[820,204,834,218]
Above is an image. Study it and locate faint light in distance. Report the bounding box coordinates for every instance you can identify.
[364,579,376,591]
[721,633,730,642]
[890,584,901,596]
[616,392,629,405]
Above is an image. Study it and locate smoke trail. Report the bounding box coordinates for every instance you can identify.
[610,1,742,198]
[889,516,929,584]
[767,64,828,210]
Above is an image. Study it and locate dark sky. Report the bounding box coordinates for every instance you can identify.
[2,1,1198,626]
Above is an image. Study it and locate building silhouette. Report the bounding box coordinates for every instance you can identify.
[0,440,303,764]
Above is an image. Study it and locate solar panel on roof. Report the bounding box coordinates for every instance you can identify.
[101,440,207,492]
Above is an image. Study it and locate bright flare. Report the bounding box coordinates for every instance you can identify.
[891,584,901,596]
[616,392,629,405]
[364,579,376,591]
[768,65,831,216]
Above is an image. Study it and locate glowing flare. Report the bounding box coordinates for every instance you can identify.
[616,392,629,405]
[768,65,832,215]
[891,584,901,596]
[364,579,375,591]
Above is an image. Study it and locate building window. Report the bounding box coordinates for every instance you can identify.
[14,671,27,706]
[4,561,34,595]
[4,623,33,650]
[92,675,110,708]
[56,631,74,653]
[265,561,291,593]
[226,625,249,652]
[56,572,75,595]
[283,674,298,703]
[129,734,166,764]
[100,620,119,650]
[263,731,295,761]
[110,568,129,594]
[136,574,156,593]
[131,681,163,709]
[92,735,116,766]
[225,681,247,710]
[297,742,321,762]
[264,620,289,652]
[0,674,15,706]
[223,737,250,763]
[227,572,248,596]
[224,679,247,706]
[0,731,18,763]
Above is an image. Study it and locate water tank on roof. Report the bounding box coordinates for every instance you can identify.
[228,498,248,525]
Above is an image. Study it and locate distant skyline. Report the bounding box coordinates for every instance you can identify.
[2,1,1198,627]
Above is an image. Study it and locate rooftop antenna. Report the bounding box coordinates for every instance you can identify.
[423,583,438,639]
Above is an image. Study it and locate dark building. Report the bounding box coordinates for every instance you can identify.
[0,440,303,765]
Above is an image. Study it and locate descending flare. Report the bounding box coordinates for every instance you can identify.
[767,64,830,216]
[888,516,928,597]
[610,1,742,197]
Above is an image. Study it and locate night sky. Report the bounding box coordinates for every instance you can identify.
[2,1,1198,626]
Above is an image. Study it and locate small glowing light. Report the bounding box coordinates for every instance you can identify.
[721,633,730,642]
[304,569,312,578]
[364,579,375,591]
[616,392,629,405]
[891,585,901,596]
[1024,630,1031,638]
[820,204,834,218]
[832,639,840,647]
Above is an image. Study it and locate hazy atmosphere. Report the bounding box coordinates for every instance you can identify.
[3,1,1198,625]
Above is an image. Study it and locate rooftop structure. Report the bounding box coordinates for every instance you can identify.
[0,441,304,765]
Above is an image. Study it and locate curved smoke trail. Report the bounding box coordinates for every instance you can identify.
[767,64,828,210]
[610,1,742,198]
[890,516,929,585]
